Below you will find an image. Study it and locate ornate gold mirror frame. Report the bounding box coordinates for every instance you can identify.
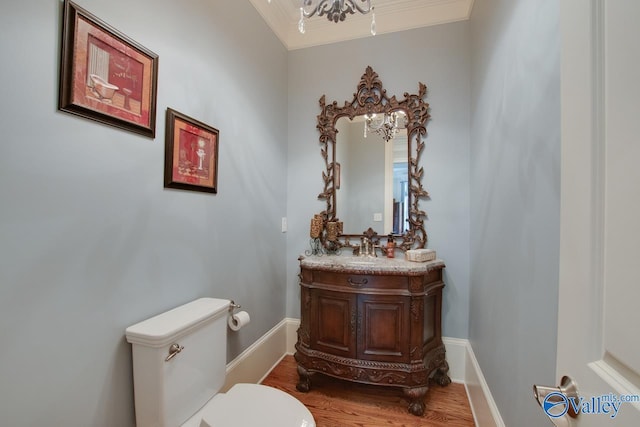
[313,66,430,253]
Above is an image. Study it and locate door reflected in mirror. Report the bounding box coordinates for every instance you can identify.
[335,114,409,236]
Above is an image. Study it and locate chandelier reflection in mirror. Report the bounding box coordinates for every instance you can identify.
[364,111,406,142]
[267,0,376,35]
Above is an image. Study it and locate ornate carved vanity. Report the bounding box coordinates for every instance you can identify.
[294,67,450,416]
[295,256,450,416]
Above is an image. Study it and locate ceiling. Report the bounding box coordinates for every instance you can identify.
[249,0,475,50]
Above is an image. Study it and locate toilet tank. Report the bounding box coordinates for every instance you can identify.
[125,298,230,427]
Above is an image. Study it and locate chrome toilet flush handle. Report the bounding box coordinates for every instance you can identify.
[165,343,184,362]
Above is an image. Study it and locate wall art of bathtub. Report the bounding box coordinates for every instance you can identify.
[89,74,119,102]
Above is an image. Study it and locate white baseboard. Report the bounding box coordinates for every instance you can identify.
[285,317,300,354]
[223,318,289,391]
[442,337,467,383]
[463,341,506,427]
[224,318,504,427]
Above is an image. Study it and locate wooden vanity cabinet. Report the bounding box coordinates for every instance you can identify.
[295,257,451,416]
[310,290,410,363]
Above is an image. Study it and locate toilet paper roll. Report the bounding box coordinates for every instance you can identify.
[228,311,251,331]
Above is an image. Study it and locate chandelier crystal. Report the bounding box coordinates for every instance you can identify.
[301,0,371,22]
[269,1,376,36]
[364,112,404,142]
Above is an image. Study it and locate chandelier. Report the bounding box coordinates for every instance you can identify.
[268,0,376,35]
[364,112,404,142]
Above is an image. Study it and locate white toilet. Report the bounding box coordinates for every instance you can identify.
[125,298,315,427]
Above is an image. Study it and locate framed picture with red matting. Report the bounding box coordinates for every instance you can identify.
[58,0,158,137]
[164,108,220,194]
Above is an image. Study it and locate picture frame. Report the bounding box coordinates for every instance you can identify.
[58,0,159,138]
[164,108,220,194]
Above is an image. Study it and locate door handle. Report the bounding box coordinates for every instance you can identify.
[347,277,368,287]
[533,376,579,426]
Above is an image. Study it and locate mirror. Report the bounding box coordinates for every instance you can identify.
[334,115,409,235]
[313,66,431,252]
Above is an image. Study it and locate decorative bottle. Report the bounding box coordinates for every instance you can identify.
[386,235,395,258]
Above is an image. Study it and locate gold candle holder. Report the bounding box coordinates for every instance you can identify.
[310,215,323,239]
[326,221,338,242]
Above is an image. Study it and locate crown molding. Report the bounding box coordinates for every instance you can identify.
[249,0,474,50]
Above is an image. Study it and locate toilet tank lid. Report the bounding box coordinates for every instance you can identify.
[125,298,230,347]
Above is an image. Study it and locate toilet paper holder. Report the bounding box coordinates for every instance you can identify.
[229,300,241,313]
[228,301,250,332]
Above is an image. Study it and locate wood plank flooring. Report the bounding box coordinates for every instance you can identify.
[261,355,476,427]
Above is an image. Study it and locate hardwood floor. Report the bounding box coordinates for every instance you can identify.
[261,355,476,427]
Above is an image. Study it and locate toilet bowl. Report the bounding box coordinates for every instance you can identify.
[182,383,313,427]
[125,298,315,427]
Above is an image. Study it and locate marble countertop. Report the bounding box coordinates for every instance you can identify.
[299,254,445,275]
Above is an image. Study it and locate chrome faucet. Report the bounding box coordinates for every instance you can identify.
[359,237,377,257]
[359,237,368,256]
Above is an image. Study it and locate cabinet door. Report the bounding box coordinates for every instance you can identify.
[310,289,357,358]
[357,294,410,363]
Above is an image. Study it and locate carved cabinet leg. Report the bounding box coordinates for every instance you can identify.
[403,386,429,416]
[296,364,313,392]
[432,359,452,387]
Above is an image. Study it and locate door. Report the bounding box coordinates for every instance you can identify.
[310,289,357,358]
[357,294,410,363]
[553,1,640,425]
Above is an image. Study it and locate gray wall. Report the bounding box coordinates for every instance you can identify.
[468,0,560,425]
[0,0,287,426]
[286,22,471,339]
[0,0,563,424]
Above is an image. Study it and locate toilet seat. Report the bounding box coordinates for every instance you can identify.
[181,383,315,427]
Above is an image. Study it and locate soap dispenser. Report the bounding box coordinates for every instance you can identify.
[386,234,395,258]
